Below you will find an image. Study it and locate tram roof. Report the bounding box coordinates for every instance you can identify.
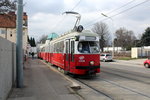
[50,30,99,43]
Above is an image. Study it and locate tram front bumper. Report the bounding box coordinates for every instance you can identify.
[76,66,100,69]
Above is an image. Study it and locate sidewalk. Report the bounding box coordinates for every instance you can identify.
[7,58,80,100]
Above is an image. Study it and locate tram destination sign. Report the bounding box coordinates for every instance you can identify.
[85,36,96,41]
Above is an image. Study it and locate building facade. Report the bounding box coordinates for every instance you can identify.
[0,12,28,51]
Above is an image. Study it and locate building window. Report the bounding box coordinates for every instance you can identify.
[10,34,12,37]
[0,29,6,34]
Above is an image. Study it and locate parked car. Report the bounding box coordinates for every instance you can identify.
[100,53,113,62]
[144,58,150,68]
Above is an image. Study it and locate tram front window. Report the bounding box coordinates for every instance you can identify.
[78,41,99,53]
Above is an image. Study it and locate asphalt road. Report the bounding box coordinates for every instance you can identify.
[76,62,150,100]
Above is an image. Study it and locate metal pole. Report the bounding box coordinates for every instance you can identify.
[112,38,114,58]
[101,13,115,58]
[16,0,24,88]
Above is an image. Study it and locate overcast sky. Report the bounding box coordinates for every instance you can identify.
[24,0,150,41]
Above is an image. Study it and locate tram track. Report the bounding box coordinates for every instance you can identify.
[73,65,150,100]
[102,67,150,79]
[100,78,150,99]
[42,59,150,99]
[75,78,114,100]
[102,70,150,85]
[50,62,150,99]
[75,77,150,100]
[101,67,150,84]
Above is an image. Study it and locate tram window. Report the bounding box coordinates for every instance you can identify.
[56,42,60,53]
[71,41,74,54]
[57,42,60,53]
[66,42,68,53]
[89,41,100,53]
[71,41,75,62]
[78,41,90,53]
[50,44,53,52]
[54,43,57,53]
[78,41,99,53]
[60,41,64,53]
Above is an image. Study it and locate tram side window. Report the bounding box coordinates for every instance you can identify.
[41,47,45,52]
[66,42,68,53]
[56,42,60,53]
[54,43,57,53]
[71,41,74,54]
[60,41,64,53]
[50,44,54,53]
[53,42,64,53]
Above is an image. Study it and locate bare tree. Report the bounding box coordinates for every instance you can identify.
[92,22,110,52]
[115,27,136,50]
[0,0,16,14]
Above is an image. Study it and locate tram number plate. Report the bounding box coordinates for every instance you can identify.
[79,60,85,62]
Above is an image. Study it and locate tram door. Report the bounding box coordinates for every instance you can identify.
[65,39,75,71]
[65,39,70,71]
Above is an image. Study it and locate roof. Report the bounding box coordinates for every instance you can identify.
[0,13,16,28]
[47,33,59,40]
[0,12,28,28]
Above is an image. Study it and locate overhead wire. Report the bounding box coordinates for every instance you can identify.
[70,0,82,11]
[108,0,150,19]
[83,0,137,28]
[85,0,150,28]
[107,0,136,14]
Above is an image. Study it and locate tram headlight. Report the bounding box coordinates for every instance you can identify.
[90,61,94,65]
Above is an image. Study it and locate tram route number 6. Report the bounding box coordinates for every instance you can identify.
[79,56,85,62]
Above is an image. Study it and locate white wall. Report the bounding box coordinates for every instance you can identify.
[0,37,16,100]
[131,47,150,58]
[103,47,124,52]
[131,48,138,58]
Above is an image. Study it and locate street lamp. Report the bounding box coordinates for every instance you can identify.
[16,0,24,88]
[101,13,115,58]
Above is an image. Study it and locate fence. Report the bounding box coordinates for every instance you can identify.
[0,37,16,100]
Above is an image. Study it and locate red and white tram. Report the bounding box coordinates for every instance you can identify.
[38,29,100,75]
[38,12,100,75]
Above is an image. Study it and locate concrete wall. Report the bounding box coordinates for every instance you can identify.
[131,47,150,58]
[0,37,16,100]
